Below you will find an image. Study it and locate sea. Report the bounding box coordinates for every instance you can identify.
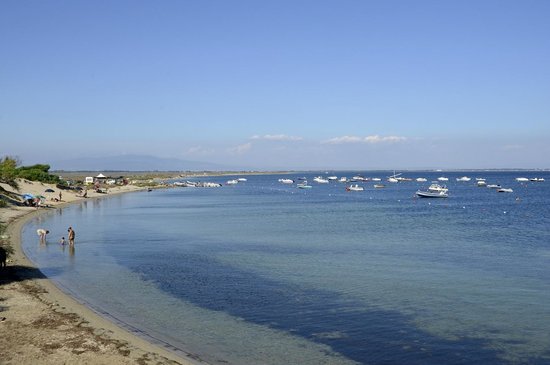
[22,171,550,365]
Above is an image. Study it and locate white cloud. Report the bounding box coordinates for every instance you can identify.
[228,142,252,155]
[184,146,215,155]
[323,135,407,144]
[251,134,303,141]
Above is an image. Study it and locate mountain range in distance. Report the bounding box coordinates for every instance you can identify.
[51,154,238,172]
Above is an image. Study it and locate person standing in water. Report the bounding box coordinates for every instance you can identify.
[68,227,75,245]
[37,229,49,243]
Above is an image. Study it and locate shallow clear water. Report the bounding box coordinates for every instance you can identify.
[22,171,550,364]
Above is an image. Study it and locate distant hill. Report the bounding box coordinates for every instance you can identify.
[51,154,234,171]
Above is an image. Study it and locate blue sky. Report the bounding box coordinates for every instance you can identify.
[1,1,549,170]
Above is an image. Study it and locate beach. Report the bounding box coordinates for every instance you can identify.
[0,179,198,365]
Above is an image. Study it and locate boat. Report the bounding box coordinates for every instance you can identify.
[313,176,329,184]
[456,176,471,182]
[530,178,545,182]
[338,177,348,183]
[497,188,513,193]
[237,178,247,182]
[416,177,427,182]
[416,189,448,198]
[346,184,364,192]
[371,178,382,182]
[427,183,448,193]
[477,180,487,187]
[226,179,238,185]
[373,184,386,188]
[327,176,338,181]
[278,178,294,184]
[352,175,366,181]
[297,181,312,189]
[437,177,449,182]
[387,171,401,183]
[475,177,485,181]
[487,184,502,189]
[515,177,529,182]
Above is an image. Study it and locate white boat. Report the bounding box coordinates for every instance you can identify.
[373,184,385,188]
[327,176,338,181]
[530,178,545,182]
[456,176,471,182]
[237,178,247,182]
[346,184,364,192]
[497,188,513,193]
[416,177,427,182]
[352,175,366,181]
[437,177,449,182]
[416,189,448,198]
[427,183,448,193]
[278,178,294,184]
[387,177,399,183]
[313,176,329,184]
[297,181,312,189]
[339,177,348,183]
[487,184,502,189]
[371,178,382,182]
[226,179,238,185]
[477,180,487,187]
[475,177,485,181]
[515,177,529,182]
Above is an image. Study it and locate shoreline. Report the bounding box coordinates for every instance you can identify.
[0,180,204,364]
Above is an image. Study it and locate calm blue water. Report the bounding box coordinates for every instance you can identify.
[22,171,550,365]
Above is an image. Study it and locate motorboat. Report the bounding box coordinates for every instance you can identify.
[416,177,427,182]
[487,184,502,189]
[416,189,448,198]
[313,176,329,184]
[237,178,247,182]
[346,184,364,192]
[515,177,529,182]
[339,177,348,183]
[278,178,294,184]
[226,179,238,185]
[437,177,449,182]
[530,178,545,182]
[297,181,312,189]
[477,180,487,187]
[327,176,338,181]
[456,176,471,182]
[373,184,386,188]
[387,177,399,183]
[497,188,514,193]
[427,183,448,193]
[371,178,382,182]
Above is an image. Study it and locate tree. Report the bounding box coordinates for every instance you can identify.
[0,156,19,190]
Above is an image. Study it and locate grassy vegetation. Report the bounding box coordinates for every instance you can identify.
[0,221,14,258]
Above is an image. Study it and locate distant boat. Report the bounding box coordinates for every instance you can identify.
[226,179,238,185]
[530,178,545,182]
[475,178,485,181]
[416,177,427,182]
[387,177,399,183]
[373,184,386,188]
[477,180,487,187]
[313,176,329,184]
[497,188,514,193]
[515,177,529,182]
[237,178,247,182]
[278,178,294,184]
[415,184,448,198]
[437,177,449,182]
[339,177,348,183]
[346,184,364,192]
[456,176,471,182]
[371,178,382,182]
[297,181,312,189]
[327,176,338,181]
[487,184,502,189]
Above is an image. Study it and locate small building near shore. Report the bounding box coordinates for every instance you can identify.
[85,177,94,184]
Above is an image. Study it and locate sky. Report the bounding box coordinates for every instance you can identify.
[1,0,549,170]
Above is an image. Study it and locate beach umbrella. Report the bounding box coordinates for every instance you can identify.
[45,188,55,193]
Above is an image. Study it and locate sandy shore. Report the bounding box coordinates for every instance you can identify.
[0,179,202,365]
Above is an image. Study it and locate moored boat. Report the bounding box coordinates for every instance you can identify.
[416,189,448,198]
[346,184,364,192]
[497,188,513,193]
